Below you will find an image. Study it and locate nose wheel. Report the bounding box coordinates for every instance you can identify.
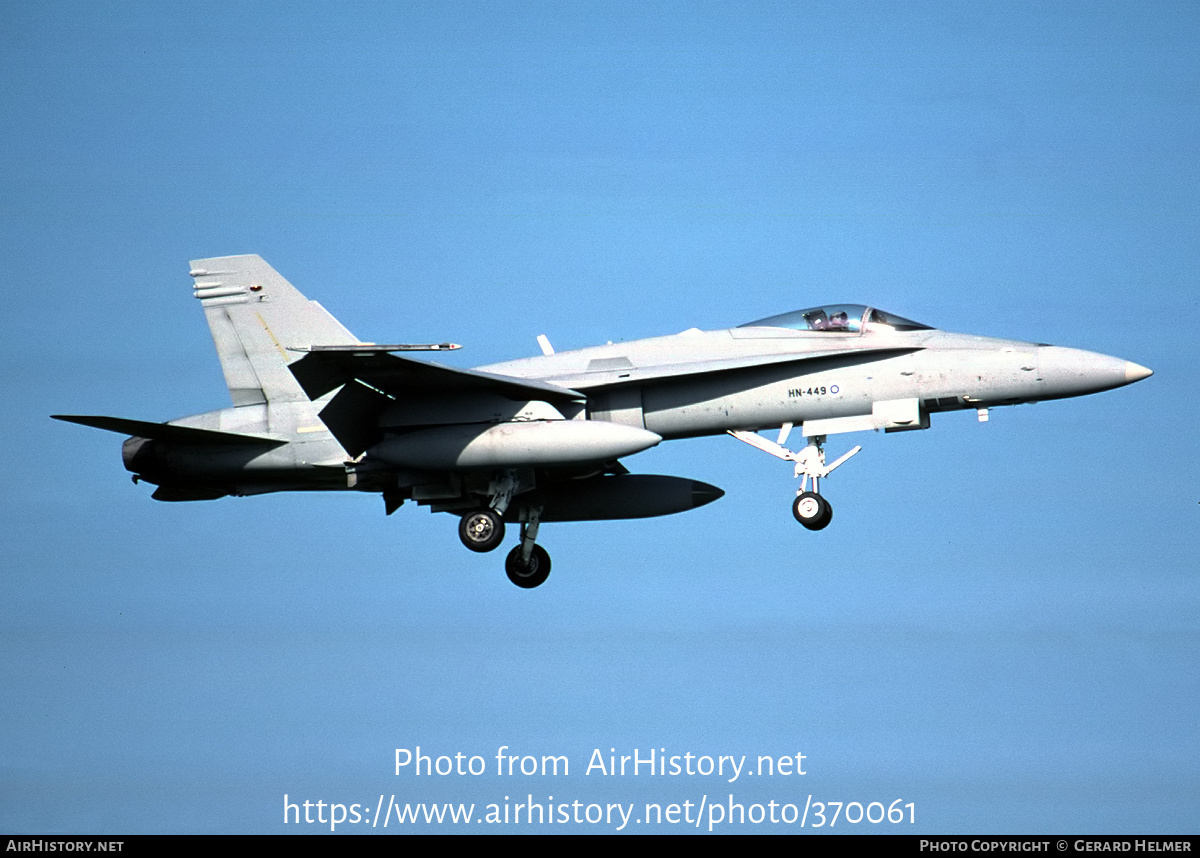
[792,491,833,530]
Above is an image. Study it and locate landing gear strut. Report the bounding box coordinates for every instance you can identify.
[505,505,550,588]
[728,427,860,532]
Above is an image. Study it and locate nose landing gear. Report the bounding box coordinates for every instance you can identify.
[729,428,860,532]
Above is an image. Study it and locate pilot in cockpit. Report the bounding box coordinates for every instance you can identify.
[803,310,829,330]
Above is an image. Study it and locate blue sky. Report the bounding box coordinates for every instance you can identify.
[3,1,1197,834]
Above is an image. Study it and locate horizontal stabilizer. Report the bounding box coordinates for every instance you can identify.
[288,349,585,404]
[52,415,287,447]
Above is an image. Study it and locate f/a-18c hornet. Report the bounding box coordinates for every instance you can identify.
[55,255,1152,588]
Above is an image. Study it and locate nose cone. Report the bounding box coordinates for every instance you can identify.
[1124,361,1153,384]
[1037,347,1153,399]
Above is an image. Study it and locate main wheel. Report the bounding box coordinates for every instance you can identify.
[792,492,833,531]
[459,509,505,553]
[505,544,551,589]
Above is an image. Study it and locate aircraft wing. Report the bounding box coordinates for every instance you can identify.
[288,350,587,457]
[288,349,585,404]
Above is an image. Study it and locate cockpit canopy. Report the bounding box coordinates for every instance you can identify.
[739,304,932,333]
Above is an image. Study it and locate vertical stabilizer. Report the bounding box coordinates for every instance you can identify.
[189,255,361,405]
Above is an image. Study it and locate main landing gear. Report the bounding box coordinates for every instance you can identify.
[506,542,550,589]
[456,470,551,588]
[459,509,505,552]
[728,426,860,532]
[504,507,550,588]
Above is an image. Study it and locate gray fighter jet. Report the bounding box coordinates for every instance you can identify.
[55,255,1152,588]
